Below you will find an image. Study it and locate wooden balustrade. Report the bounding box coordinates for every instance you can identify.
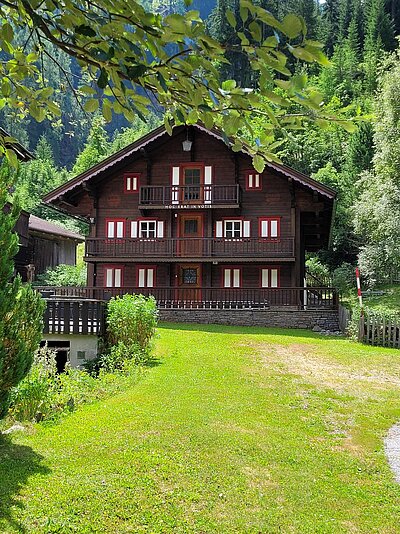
[85,237,295,258]
[37,286,338,310]
[42,298,106,335]
[139,184,240,207]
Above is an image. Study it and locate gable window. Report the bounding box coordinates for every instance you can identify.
[130,220,164,239]
[124,173,140,193]
[223,267,241,288]
[137,266,155,288]
[106,219,125,239]
[215,219,250,239]
[105,266,123,288]
[259,217,280,239]
[261,267,279,288]
[246,170,262,191]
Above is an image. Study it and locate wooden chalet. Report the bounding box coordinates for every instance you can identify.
[43,124,337,312]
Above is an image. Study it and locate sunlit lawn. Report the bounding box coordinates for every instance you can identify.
[1,323,400,533]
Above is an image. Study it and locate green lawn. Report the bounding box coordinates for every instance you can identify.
[2,324,400,533]
[363,285,400,315]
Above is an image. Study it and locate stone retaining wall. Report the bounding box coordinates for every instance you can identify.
[159,308,340,331]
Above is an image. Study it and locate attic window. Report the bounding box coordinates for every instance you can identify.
[124,173,140,193]
[246,170,262,191]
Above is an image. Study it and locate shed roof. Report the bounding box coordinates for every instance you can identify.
[29,215,84,241]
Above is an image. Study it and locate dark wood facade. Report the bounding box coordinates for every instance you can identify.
[43,125,336,308]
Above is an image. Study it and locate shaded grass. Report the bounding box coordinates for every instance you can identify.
[363,285,400,316]
[2,324,400,532]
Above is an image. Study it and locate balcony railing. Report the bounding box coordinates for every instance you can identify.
[139,184,240,207]
[85,237,295,259]
[43,298,106,335]
[37,286,338,310]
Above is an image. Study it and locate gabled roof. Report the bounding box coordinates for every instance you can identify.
[43,124,336,205]
[29,215,84,241]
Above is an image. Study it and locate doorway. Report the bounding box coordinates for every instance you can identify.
[178,213,204,257]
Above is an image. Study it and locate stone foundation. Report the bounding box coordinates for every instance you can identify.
[158,308,340,331]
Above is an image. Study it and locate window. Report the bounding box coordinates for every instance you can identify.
[223,268,241,288]
[130,220,164,239]
[77,350,86,360]
[261,267,279,288]
[259,217,280,239]
[184,219,198,235]
[140,221,156,239]
[246,170,262,190]
[215,219,250,238]
[105,266,123,288]
[106,219,125,239]
[124,173,140,193]
[137,267,155,288]
[182,268,198,285]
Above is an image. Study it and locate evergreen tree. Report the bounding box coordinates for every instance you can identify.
[72,116,109,176]
[0,169,45,418]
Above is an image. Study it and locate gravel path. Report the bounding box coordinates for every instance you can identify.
[385,423,400,483]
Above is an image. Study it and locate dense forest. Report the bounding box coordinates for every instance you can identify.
[7,0,400,284]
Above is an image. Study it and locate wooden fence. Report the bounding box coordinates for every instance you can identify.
[359,314,400,348]
[338,304,351,333]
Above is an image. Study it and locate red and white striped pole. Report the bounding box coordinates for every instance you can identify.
[355,267,363,309]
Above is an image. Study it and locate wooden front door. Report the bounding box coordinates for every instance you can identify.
[178,213,203,257]
[177,263,202,301]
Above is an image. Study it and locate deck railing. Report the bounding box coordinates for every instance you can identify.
[43,298,106,335]
[139,184,240,206]
[85,237,295,258]
[37,286,338,310]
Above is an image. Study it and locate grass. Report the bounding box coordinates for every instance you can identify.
[362,285,400,316]
[2,323,400,533]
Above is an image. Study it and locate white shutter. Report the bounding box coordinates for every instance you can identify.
[261,220,268,238]
[248,173,253,188]
[262,269,269,288]
[216,221,223,238]
[204,166,212,184]
[233,269,240,287]
[138,268,145,287]
[157,221,164,238]
[132,176,138,191]
[243,220,250,237]
[114,268,122,288]
[126,176,131,191]
[172,166,180,204]
[107,221,114,238]
[271,269,278,288]
[106,268,113,287]
[147,268,154,288]
[224,269,231,288]
[254,174,260,188]
[172,166,180,185]
[271,220,278,238]
[131,221,138,238]
[116,221,124,238]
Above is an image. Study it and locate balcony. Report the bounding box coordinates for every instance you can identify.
[85,237,295,261]
[37,286,339,310]
[139,184,240,209]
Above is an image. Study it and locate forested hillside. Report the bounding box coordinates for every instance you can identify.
[7,0,400,282]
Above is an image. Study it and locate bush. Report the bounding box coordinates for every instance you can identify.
[34,263,87,286]
[305,256,331,283]
[105,294,158,368]
[332,262,356,294]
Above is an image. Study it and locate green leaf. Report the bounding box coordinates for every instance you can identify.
[97,68,108,89]
[6,148,18,168]
[336,120,357,133]
[84,99,99,112]
[226,10,236,29]
[249,21,261,42]
[2,23,14,43]
[2,78,11,98]
[253,154,265,173]
[75,25,96,37]
[281,14,303,39]
[221,79,237,91]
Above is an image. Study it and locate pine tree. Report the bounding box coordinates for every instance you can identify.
[72,116,109,175]
[0,168,45,418]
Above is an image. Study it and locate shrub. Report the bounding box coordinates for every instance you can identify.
[107,293,158,347]
[34,263,87,287]
[332,262,356,294]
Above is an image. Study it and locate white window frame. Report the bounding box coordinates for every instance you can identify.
[139,220,157,239]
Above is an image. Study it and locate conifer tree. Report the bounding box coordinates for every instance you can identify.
[0,169,44,418]
[72,116,109,176]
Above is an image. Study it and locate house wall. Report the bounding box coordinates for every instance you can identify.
[42,333,98,368]
[32,235,78,275]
